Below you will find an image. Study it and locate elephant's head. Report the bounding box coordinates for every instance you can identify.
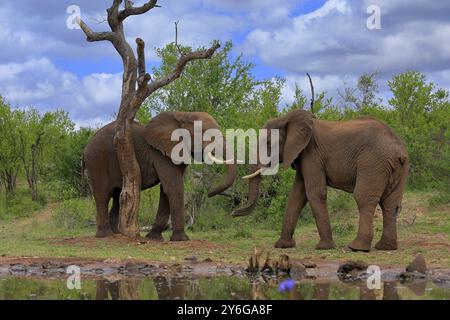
[232,109,314,217]
[143,111,237,197]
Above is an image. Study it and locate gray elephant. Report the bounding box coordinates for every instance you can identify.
[84,111,237,241]
[233,109,408,252]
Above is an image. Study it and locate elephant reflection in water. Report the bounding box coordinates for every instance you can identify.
[153,276,190,300]
[95,278,139,300]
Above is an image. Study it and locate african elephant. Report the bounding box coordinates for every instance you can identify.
[233,109,408,252]
[84,111,237,241]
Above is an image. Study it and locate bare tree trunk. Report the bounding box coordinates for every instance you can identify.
[114,120,141,237]
[79,0,220,238]
[1,170,17,194]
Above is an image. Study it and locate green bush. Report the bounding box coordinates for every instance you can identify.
[190,206,229,232]
[51,198,95,230]
[429,191,450,207]
[328,190,355,214]
[138,188,160,226]
[0,189,44,220]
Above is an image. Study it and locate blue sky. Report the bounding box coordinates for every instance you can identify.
[0,0,449,127]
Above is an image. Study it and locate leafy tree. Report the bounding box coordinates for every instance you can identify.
[140,41,284,221]
[0,97,21,194]
[17,108,74,201]
[388,71,449,188]
[53,127,95,197]
[338,71,381,110]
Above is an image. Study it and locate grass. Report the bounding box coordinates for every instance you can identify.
[0,191,448,268]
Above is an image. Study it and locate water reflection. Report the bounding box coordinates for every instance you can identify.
[0,275,448,300]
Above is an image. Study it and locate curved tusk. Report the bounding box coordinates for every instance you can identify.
[242,168,264,179]
[207,151,235,164]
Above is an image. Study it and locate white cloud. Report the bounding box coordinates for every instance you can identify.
[0,58,121,126]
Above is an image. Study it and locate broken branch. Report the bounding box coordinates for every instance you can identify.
[136,38,151,86]
[306,72,315,114]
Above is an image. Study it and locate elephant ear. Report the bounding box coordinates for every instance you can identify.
[143,112,185,157]
[281,110,314,169]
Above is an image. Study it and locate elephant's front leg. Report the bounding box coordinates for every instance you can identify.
[167,188,189,241]
[146,185,169,241]
[275,171,308,248]
[304,168,336,250]
[159,167,189,242]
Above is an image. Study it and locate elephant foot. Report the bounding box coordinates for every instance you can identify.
[275,238,296,248]
[315,239,336,250]
[95,227,114,238]
[170,230,190,242]
[348,239,371,252]
[375,239,397,251]
[146,230,164,242]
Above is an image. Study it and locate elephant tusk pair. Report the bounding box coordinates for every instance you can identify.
[242,168,265,179]
[207,151,243,164]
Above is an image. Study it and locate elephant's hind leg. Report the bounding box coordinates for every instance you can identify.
[275,171,308,248]
[375,195,402,250]
[146,185,169,242]
[95,195,114,238]
[349,175,384,252]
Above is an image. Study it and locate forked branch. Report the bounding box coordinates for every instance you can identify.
[119,0,160,21]
[148,41,221,94]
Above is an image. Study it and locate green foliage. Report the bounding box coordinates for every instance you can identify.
[138,187,160,226]
[0,97,22,194]
[53,127,94,197]
[51,198,95,230]
[428,191,450,207]
[0,186,45,220]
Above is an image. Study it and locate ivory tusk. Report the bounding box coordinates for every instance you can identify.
[207,151,237,164]
[242,168,264,179]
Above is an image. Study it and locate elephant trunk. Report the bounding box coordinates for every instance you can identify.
[207,140,238,197]
[231,165,262,217]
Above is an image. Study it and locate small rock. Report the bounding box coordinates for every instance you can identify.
[302,261,317,268]
[398,271,427,281]
[337,261,369,274]
[184,256,198,263]
[203,258,213,262]
[290,264,307,279]
[406,255,427,274]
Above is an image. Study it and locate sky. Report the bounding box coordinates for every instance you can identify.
[0,0,449,127]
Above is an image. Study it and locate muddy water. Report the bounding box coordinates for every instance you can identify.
[0,275,449,300]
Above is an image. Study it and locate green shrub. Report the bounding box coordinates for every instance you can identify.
[138,188,160,226]
[429,191,450,206]
[232,225,252,239]
[328,190,355,214]
[333,220,355,237]
[190,206,229,232]
[0,189,44,220]
[51,198,95,229]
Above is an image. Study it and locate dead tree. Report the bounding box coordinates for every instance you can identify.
[78,0,220,237]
